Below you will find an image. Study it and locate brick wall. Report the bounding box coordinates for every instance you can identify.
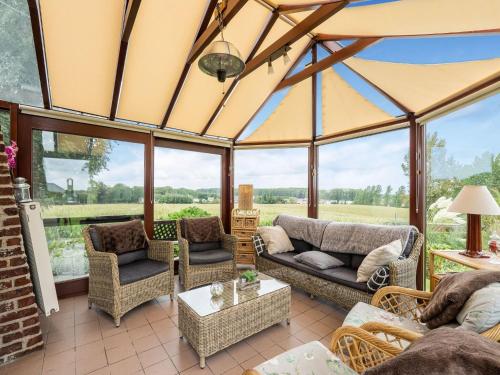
[0,131,43,364]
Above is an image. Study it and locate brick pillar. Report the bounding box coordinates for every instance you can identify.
[0,131,43,364]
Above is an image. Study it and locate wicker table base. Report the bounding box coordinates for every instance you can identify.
[177,275,291,368]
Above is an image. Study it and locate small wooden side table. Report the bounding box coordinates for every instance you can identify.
[429,250,500,291]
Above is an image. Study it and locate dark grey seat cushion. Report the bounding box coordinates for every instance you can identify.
[189,241,221,252]
[118,259,168,285]
[189,249,233,265]
[89,226,104,251]
[262,251,370,292]
[117,249,148,266]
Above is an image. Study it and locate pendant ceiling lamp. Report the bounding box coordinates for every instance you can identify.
[198,1,245,84]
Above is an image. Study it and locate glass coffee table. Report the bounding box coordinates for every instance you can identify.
[177,273,291,368]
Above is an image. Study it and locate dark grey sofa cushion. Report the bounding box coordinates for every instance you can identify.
[117,249,148,266]
[290,238,313,253]
[294,251,344,270]
[189,241,221,252]
[119,259,168,285]
[189,249,233,265]
[262,251,370,292]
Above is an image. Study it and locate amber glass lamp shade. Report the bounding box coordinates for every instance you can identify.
[238,184,254,210]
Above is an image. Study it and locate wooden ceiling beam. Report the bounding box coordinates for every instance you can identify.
[186,0,249,65]
[109,0,142,120]
[233,40,314,142]
[200,10,279,136]
[274,37,379,92]
[27,0,51,109]
[316,29,500,41]
[160,0,219,129]
[239,1,347,79]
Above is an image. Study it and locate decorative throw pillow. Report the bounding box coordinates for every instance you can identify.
[252,234,266,256]
[356,239,402,283]
[457,282,500,333]
[95,219,147,255]
[257,226,294,255]
[294,251,344,270]
[366,256,405,292]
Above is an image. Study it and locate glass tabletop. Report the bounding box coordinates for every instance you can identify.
[177,273,289,317]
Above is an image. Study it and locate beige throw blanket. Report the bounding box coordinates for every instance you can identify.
[364,327,500,375]
[421,270,500,328]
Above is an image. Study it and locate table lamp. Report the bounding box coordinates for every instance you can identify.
[448,185,500,258]
[238,184,254,210]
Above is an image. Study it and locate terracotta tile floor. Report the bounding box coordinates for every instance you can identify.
[0,277,347,375]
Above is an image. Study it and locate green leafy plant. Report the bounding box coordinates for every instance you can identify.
[241,270,258,283]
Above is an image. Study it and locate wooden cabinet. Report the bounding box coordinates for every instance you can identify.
[231,208,259,265]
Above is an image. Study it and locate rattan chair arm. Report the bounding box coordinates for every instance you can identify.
[371,286,433,307]
[330,326,403,355]
[359,321,423,342]
[147,239,174,265]
[177,236,190,268]
[222,233,238,255]
[242,370,260,375]
[87,251,120,290]
[480,324,500,342]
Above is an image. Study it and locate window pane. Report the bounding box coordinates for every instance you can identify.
[318,129,410,225]
[32,130,145,281]
[0,0,42,106]
[425,94,500,286]
[0,110,10,145]
[234,148,308,226]
[154,147,221,220]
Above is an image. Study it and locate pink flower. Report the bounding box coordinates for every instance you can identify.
[5,141,18,170]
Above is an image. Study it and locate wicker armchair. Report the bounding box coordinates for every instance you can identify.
[177,217,237,290]
[83,225,174,327]
[330,285,500,373]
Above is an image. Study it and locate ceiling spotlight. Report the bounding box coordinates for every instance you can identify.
[283,50,291,65]
[267,59,274,75]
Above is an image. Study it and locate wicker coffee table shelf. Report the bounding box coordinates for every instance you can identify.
[177,274,291,368]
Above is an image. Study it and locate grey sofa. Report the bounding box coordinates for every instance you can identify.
[256,215,423,309]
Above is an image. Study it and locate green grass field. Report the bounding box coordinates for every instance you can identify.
[42,203,409,226]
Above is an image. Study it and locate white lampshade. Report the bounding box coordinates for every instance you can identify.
[448,185,500,215]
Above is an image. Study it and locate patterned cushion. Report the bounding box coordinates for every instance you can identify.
[252,234,266,256]
[343,302,429,337]
[95,220,147,255]
[254,341,356,375]
[367,266,391,292]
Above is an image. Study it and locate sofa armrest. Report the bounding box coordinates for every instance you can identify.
[388,256,419,289]
[147,239,174,268]
[178,236,190,267]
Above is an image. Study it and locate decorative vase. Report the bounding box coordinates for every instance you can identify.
[210,282,224,297]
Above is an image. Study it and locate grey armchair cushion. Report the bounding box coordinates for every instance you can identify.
[119,259,168,285]
[117,248,148,266]
[189,241,221,252]
[189,249,233,265]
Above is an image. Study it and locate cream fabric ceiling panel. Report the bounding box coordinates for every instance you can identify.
[40,0,125,116]
[316,0,500,37]
[207,26,311,138]
[322,68,393,136]
[241,79,312,143]
[167,1,270,133]
[345,57,500,114]
[116,0,208,125]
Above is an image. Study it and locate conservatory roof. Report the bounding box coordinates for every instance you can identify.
[29,0,500,145]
